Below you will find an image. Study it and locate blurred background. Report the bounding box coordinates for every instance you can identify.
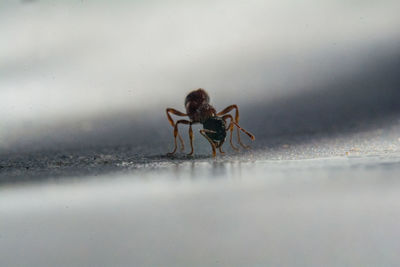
[1,0,399,153]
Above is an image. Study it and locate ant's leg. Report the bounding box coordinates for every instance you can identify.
[217,104,239,119]
[232,121,255,141]
[187,122,194,156]
[217,104,249,148]
[167,119,190,156]
[222,114,239,151]
[228,122,239,151]
[218,142,225,154]
[199,129,217,157]
[166,108,187,126]
[166,108,187,151]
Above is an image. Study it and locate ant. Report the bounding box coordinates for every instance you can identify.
[166,88,255,157]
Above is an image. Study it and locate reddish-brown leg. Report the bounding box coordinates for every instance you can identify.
[218,145,225,154]
[187,123,194,156]
[199,129,217,157]
[232,121,255,141]
[217,104,250,149]
[222,114,239,151]
[167,119,191,156]
[166,108,187,151]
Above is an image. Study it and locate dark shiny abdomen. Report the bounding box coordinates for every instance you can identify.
[203,117,226,145]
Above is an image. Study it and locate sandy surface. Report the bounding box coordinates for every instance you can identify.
[1,119,400,266]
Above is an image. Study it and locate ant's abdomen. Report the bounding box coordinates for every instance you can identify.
[203,117,227,143]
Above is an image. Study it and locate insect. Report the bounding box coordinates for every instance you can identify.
[166,88,255,157]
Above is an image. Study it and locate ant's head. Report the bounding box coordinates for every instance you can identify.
[203,116,227,147]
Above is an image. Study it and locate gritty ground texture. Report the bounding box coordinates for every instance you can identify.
[1,116,400,184]
[1,142,400,266]
[1,118,400,266]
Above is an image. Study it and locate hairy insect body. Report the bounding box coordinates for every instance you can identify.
[185,89,216,123]
[166,88,255,157]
